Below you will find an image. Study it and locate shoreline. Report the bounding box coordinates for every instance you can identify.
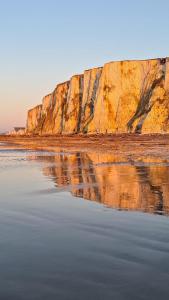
[1,134,169,160]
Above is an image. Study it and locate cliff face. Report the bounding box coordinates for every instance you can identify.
[41,82,70,134]
[42,94,52,115]
[26,57,169,134]
[63,75,84,134]
[80,67,102,133]
[27,104,42,133]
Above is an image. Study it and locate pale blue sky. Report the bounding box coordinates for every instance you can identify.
[0,0,169,131]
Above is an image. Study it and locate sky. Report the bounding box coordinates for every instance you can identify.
[0,0,169,132]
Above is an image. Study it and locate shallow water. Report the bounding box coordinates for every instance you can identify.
[0,147,169,299]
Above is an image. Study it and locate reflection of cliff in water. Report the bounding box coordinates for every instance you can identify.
[35,152,169,215]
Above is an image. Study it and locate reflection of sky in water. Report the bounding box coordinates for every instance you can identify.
[0,147,169,300]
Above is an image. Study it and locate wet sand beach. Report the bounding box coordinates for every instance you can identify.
[1,135,169,299]
[1,133,169,158]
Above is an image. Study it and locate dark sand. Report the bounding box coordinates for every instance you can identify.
[1,134,169,159]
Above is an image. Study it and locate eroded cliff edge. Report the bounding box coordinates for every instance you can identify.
[26,57,169,135]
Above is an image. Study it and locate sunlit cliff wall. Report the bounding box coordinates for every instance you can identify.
[26,57,169,134]
[27,104,42,133]
[41,82,70,134]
